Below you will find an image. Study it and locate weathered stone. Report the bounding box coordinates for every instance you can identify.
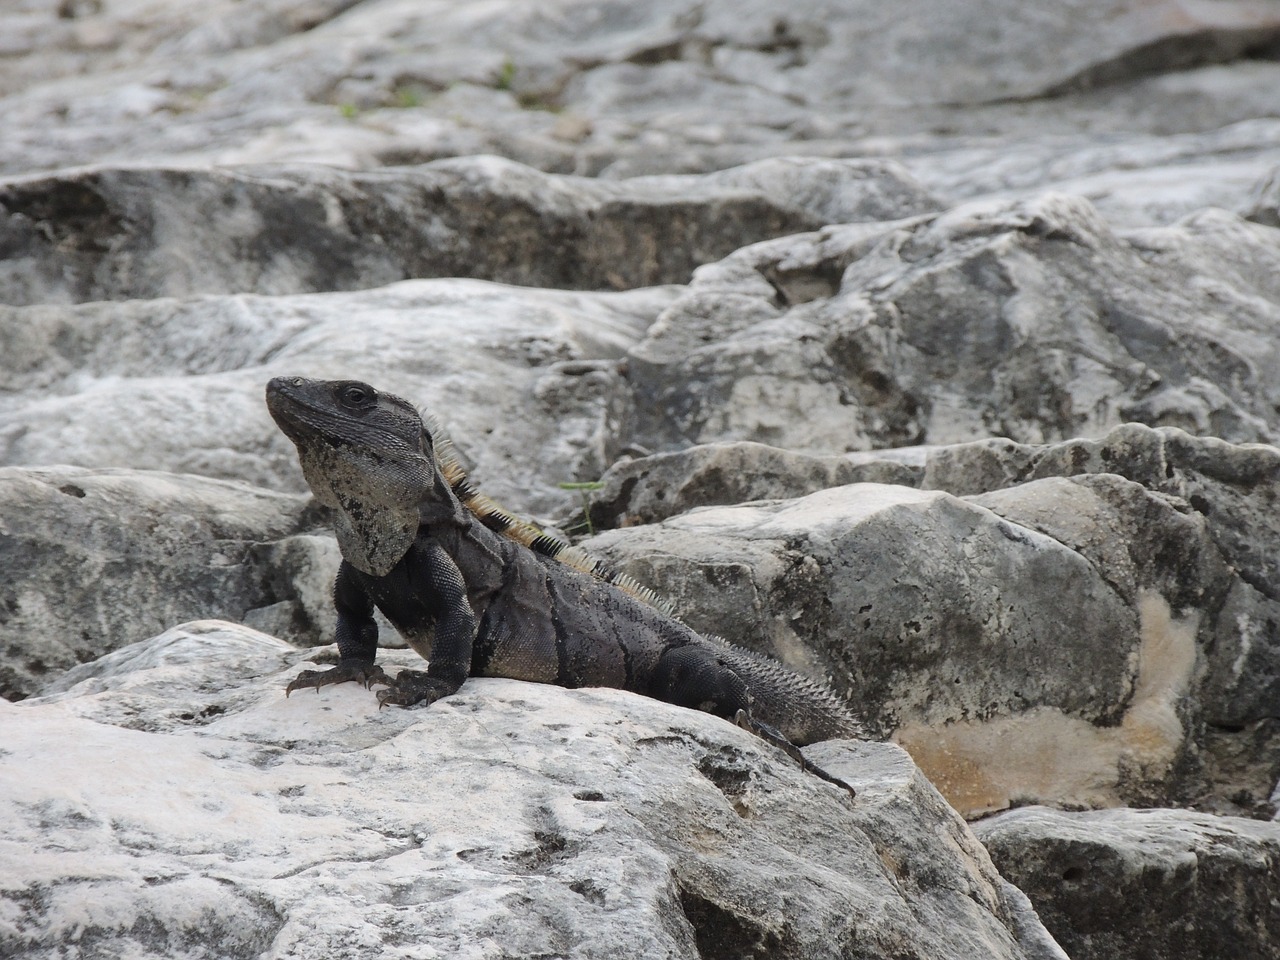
[974,806,1280,960]
[3,621,1066,960]
[0,466,329,700]
[0,279,675,513]
[584,425,1280,815]
[0,156,938,305]
[910,119,1280,231]
[586,444,1280,816]
[586,441,921,529]
[2,0,1279,207]
[931,426,1280,812]
[587,484,1151,810]
[1246,164,1280,227]
[625,195,1280,454]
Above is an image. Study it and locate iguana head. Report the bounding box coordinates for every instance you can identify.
[266,377,460,576]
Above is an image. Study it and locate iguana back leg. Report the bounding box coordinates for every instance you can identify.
[650,644,754,717]
[651,645,855,798]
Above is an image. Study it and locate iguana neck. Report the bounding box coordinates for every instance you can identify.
[298,441,464,577]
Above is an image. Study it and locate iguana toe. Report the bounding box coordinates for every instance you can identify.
[373,670,459,708]
[285,662,391,696]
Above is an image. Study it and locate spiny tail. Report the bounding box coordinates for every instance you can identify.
[704,635,865,745]
[424,412,676,615]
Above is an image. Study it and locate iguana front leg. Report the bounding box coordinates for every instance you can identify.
[373,540,476,708]
[286,561,391,695]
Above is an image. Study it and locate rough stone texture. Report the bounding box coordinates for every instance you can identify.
[1,0,1278,226]
[4,0,1280,950]
[0,466,332,701]
[0,156,939,305]
[626,195,1280,454]
[586,441,922,530]
[974,806,1280,960]
[0,279,674,513]
[1245,165,1280,227]
[585,426,1280,816]
[1,621,1066,960]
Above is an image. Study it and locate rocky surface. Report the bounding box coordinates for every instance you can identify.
[4,0,1280,957]
[0,156,938,305]
[0,279,673,509]
[0,465,333,701]
[624,195,1280,454]
[975,806,1280,960]
[586,424,1280,817]
[1,621,1066,960]
[1,0,1278,225]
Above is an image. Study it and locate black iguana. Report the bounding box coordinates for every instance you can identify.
[265,376,862,790]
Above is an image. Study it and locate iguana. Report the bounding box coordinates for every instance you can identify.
[265,376,862,791]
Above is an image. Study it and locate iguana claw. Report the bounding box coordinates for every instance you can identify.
[735,709,857,799]
[373,670,458,708]
[285,662,392,696]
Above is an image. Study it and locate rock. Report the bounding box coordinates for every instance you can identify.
[929,426,1280,814]
[2,0,1279,208]
[974,805,1280,960]
[587,484,1137,808]
[1246,164,1280,227]
[585,425,1280,814]
[586,441,921,530]
[585,427,1280,815]
[625,194,1280,454]
[3,621,1066,960]
[0,156,939,305]
[909,119,1280,231]
[0,278,675,513]
[0,466,330,701]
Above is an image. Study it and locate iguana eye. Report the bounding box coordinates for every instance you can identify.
[342,385,371,406]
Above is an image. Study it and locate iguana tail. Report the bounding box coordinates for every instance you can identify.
[707,638,865,746]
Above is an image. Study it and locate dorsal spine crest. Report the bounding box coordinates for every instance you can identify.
[423,411,676,615]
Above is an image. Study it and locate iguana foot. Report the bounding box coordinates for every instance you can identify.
[285,661,392,697]
[373,669,460,708]
[735,709,857,799]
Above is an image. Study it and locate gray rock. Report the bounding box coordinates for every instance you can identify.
[586,484,1146,810]
[0,156,939,305]
[585,426,1280,816]
[908,119,1280,231]
[0,466,329,700]
[0,278,675,514]
[581,424,1280,815]
[626,194,1280,454]
[974,805,1280,960]
[2,0,1279,206]
[931,426,1280,813]
[1246,165,1280,227]
[3,621,1066,960]
[586,441,921,530]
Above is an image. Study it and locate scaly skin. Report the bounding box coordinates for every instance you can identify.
[266,376,861,791]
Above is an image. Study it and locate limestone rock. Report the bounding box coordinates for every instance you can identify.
[2,0,1279,207]
[974,806,1280,960]
[3,621,1066,960]
[587,484,1135,809]
[586,441,921,530]
[0,466,329,700]
[625,195,1280,454]
[1246,165,1280,227]
[586,436,1280,816]
[0,156,938,306]
[584,425,1280,815]
[0,278,675,513]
